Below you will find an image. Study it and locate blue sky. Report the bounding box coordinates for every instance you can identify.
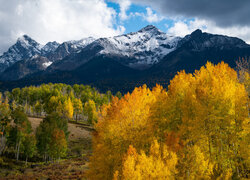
[106,1,175,34]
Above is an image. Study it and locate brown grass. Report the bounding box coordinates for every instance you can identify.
[1,157,89,180]
[28,117,92,140]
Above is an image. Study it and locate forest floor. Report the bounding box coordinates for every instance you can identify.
[0,117,93,180]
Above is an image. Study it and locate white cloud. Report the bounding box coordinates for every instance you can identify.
[167,19,250,44]
[133,7,163,23]
[111,0,163,23]
[0,0,125,54]
[118,0,131,20]
[144,7,163,23]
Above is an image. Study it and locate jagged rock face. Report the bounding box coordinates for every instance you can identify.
[0,35,43,72]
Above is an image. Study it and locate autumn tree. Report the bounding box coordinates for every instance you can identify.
[73,98,83,122]
[0,97,11,155]
[88,85,163,179]
[177,145,213,179]
[63,98,74,120]
[150,62,249,178]
[88,62,249,179]
[119,140,178,180]
[83,100,98,125]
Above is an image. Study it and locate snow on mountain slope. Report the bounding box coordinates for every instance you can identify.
[0,35,43,72]
[67,37,96,51]
[0,35,95,73]
[41,41,60,55]
[46,37,96,62]
[0,35,60,72]
[97,25,181,69]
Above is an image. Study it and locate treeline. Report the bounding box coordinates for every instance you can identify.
[88,62,249,179]
[0,83,121,163]
[2,83,121,123]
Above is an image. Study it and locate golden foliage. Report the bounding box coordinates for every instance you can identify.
[88,62,249,179]
[121,140,178,180]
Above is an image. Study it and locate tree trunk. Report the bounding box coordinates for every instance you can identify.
[16,140,21,161]
[15,141,18,158]
[26,156,28,165]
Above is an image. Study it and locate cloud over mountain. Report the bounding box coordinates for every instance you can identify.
[0,0,124,54]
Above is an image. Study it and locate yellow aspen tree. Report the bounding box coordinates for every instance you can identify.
[177,145,213,179]
[63,98,74,119]
[87,85,162,180]
[121,140,178,180]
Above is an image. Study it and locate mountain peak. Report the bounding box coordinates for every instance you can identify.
[17,34,33,42]
[191,29,203,37]
[16,34,41,49]
[138,25,160,33]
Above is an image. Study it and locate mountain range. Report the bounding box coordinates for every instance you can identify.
[0,25,249,92]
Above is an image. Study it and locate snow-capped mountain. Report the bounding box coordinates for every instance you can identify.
[49,25,181,71]
[0,35,43,72]
[1,26,250,90]
[46,37,95,62]
[0,35,95,73]
[96,25,181,69]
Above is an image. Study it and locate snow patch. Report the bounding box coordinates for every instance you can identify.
[43,61,52,68]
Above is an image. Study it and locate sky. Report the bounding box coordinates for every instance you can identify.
[0,0,250,54]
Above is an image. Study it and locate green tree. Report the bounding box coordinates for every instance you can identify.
[34,101,42,117]
[36,112,68,162]
[22,134,36,165]
[48,129,67,161]
[8,108,32,161]
[73,98,83,122]
[84,100,98,125]
[115,91,122,99]
[11,88,21,103]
